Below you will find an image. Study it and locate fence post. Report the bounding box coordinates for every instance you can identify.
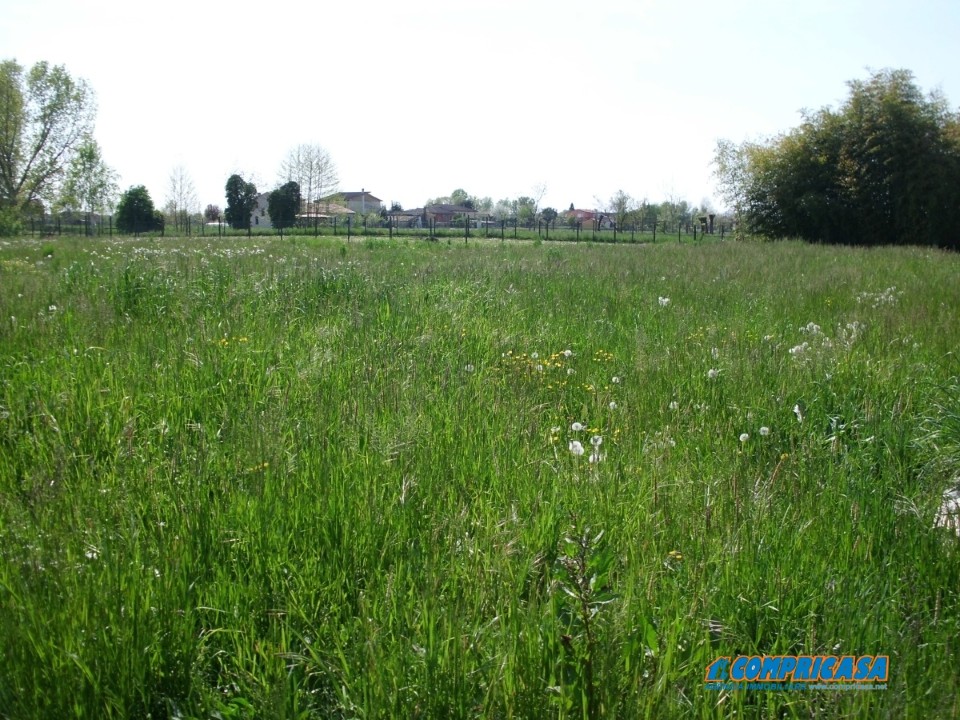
[348,216,352,241]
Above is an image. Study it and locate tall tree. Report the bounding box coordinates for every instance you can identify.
[278,144,338,212]
[224,174,258,230]
[203,204,220,222]
[0,60,96,213]
[57,134,118,233]
[115,185,163,234]
[718,69,960,248]
[166,165,198,234]
[267,181,301,236]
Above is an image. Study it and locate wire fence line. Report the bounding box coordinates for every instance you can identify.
[24,213,730,244]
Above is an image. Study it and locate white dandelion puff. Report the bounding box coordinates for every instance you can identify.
[571,422,585,432]
[590,435,603,447]
[562,349,573,357]
[759,426,770,436]
[658,296,671,307]
[739,433,750,443]
[611,376,621,384]
[608,401,618,410]
[707,368,719,380]
[669,400,679,411]
[569,440,585,456]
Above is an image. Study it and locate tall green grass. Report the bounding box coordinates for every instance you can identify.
[0,235,958,718]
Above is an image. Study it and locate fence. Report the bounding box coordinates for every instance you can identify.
[25,213,729,243]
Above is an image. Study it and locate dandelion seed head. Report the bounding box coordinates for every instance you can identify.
[669,400,679,411]
[739,433,750,443]
[568,440,585,456]
[707,368,719,379]
[608,401,617,410]
[590,435,603,447]
[571,422,585,432]
[611,376,621,384]
[562,349,573,357]
[759,426,771,436]
[658,296,671,307]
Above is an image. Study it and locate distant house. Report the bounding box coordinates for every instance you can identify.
[334,189,382,215]
[298,200,355,223]
[425,204,479,224]
[563,208,615,229]
[386,207,424,228]
[252,193,273,229]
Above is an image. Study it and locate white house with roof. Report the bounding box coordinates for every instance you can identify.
[334,189,382,215]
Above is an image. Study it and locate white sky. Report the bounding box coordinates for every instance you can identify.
[3,0,958,213]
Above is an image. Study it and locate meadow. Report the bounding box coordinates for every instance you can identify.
[0,233,958,718]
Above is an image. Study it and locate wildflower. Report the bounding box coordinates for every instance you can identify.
[759,426,770,436]
[531,352,539,360]
[569,440,585,456]
[48,304,57,312]
[611,376,621,384]
[571,422,585,432]
[590,435,603,447]
[567,368,575,376]
[707,368,719,379]
[739,433,750,443]
[608,401,617,410]
[667,550,683,562]
[669,400,679,411]
[562,349,573,357]
[658,296,671,307]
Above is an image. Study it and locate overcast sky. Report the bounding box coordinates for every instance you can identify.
[3,0,959,213]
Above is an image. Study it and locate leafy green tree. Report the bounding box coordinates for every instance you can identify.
[541,207,558,225]
[719,69,960,248]
[224,174,258,230]
[0,60,95,213]
[204,204,220,222]
[267,181,301,235]
[515,196,536,226]
[58,135,118,233]
[115,185,163,234]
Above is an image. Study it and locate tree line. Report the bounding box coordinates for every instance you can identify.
[714,68,960,249]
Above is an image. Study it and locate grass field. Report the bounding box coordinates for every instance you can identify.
[1,234,959,718]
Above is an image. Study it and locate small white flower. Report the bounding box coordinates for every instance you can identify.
[658,296,671,307]
[707,368,719,379]
[567,368,575,376]
[590,435,603,447]
[611,376,621,384]
[739,433,750,443]
[569,440,585,456]
[759,426,770,436]
[608,401,617,410]
[669,400,679,411]
[562,349,573,357]
[48,304,57,312]
[571,422,585,432]
[531,352,539,359]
